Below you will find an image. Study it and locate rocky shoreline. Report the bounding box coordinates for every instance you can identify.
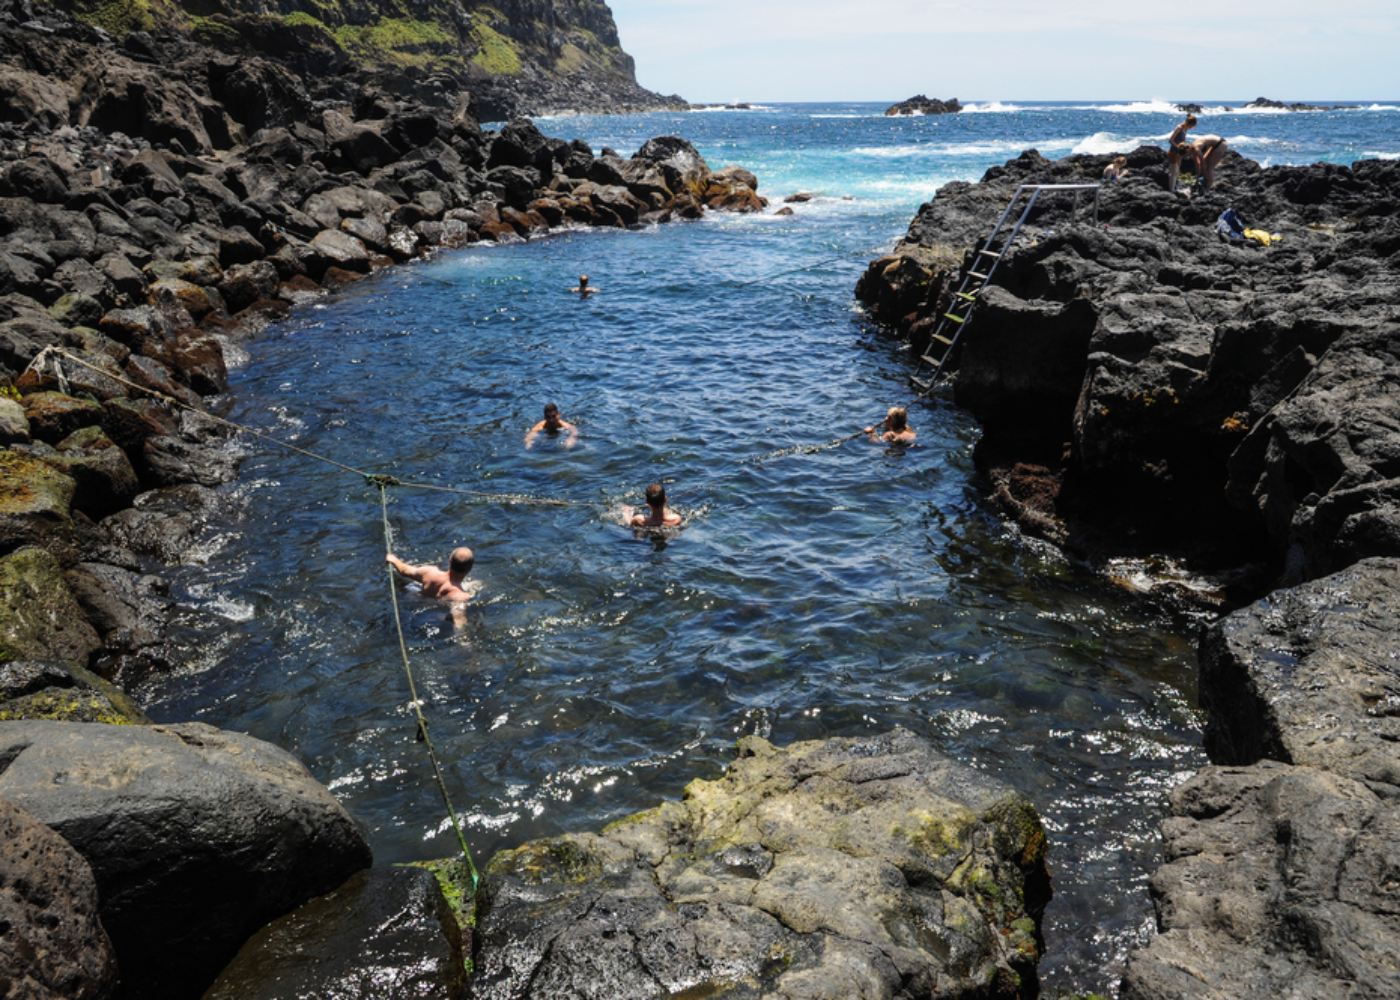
[857,146,1400,995]
[0,3,782,996]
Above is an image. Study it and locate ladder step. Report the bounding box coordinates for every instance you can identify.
[955,291,978,301]
[977,249,1002,258]
[919,354,942,365]
[968,271,990,280]
[911,375,933,393]
[931,333,954,346]
[943,313,967,324]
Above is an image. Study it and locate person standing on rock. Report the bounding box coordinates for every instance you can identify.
[1166,114,1201,192]
[866,406,916,446]
[525,402,578,449]
[386,547,477,628]
[629,483,683,528]
[570,275,598,298]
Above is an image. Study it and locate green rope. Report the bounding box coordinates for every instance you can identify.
[378,482,481,892]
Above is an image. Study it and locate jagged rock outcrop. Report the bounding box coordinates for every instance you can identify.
[885,95,961,116]
[18,0,682,120]
[857,146,1400,998]
[856,147,1400,597]
[473,729,1051,999]
[0,721,373,999]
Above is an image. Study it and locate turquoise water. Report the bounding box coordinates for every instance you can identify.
[145,101,1399,991]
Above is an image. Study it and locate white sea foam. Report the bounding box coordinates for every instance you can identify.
[1071,131,1168,155]
[1089,99,1179,114]
[849,138,1075,158]
[960,101,1025,113]
[809,113,870,119]
[1362,150,1400,160]
[1361,104,1400,112]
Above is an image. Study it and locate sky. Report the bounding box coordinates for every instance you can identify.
[607,0,1400,103]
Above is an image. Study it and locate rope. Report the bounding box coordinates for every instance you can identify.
[378,482,481,891]
[732,251,874,288]
[30,348,585,507]
[745,427,869,465]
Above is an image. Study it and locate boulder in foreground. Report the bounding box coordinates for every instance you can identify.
[473,728,1050,999]
[0,721,372,1000]
[0,796,118,1000]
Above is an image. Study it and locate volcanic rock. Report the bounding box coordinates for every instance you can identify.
[473,729,1050,999]
[0,721,373,999]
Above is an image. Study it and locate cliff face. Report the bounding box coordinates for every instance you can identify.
[33,0,681,118]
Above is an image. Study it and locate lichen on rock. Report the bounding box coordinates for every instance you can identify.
[473,729,1050,999]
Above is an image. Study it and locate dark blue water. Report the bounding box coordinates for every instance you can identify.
[145,101,1399,992]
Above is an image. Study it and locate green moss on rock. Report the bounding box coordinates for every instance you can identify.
[0,686,137,724]
[0,547,101,666]
[0,449,74,520]
[469,11,521,75]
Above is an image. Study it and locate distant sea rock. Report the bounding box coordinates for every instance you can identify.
[885,94,962,116]
[1244,96,1357,112]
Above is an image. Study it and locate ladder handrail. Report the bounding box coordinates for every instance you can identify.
[913,181,1102,392]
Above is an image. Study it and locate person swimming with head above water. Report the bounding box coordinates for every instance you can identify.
[866,406,916,446]
[570,274,597,298]
[525,402,578,449]
[385,546,477,627]
[629,482,683,528]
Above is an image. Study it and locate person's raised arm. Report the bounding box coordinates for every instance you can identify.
[386,553,427,583]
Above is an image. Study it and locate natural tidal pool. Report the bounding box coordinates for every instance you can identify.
[143,101,1400,992]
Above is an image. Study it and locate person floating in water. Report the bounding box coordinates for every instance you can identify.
[629,483,683,528]
[866,406,916,446]
[1166,114,1200,192]
[525,402,578,450]
[386,547,476,627]
[570,274,597,298]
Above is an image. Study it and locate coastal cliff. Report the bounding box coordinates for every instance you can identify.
[11,0,683,118]
[857,148,1400,996]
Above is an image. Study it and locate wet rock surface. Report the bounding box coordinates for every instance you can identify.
[0,796,118,1000]
[0,721,373,999]
[205,867,467,1000]
[473,729,1050,1000]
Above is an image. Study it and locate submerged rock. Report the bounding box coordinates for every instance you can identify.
[0,797,118,1000]
[473,729,1050,999]
[205,866,467,1000]
[0,721,372,999]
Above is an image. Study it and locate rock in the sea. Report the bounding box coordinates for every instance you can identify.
[885,95,962,116]
[204,867,467,1000]
[1199,557,1400,793]
[473,729,1050,999]
[0,797,119,1000]
[0,658,147,724]
[0,721,373,999]
[1121,761,1400,999]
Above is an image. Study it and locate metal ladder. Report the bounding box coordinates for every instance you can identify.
[911,182,1101,393]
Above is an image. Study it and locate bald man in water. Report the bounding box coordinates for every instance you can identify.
[386,547,477,626]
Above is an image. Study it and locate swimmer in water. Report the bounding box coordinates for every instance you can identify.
[628,482,683,528]
[525,402,578,450]
[866,406,916,446]
[386,546,476,628]
[570,274,597,298]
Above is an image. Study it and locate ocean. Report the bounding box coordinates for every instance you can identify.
[143,100,1400,992]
